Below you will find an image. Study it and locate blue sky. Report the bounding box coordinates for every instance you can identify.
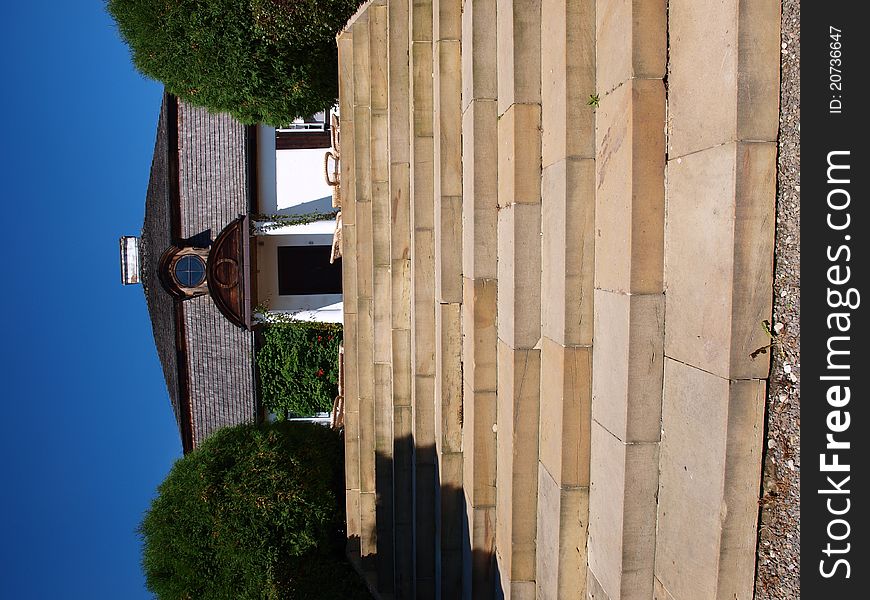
[1,3,182,598]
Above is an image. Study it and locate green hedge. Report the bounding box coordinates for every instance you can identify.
[140,421,370,599]
[107,0,361,125]
[257,321,343,418]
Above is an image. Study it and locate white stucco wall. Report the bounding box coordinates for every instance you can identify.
[255,126,341,324]
[256,125,333,216]
[255,232,343,322]
[276,149,333,212]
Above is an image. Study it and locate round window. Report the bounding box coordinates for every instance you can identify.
[174,255,206,288]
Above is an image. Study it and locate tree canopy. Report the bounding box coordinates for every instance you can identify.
[139,421,369,599]
[108,0,360,125]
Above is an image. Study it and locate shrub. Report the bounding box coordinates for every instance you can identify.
[107,0,361,125]
[139,421,370,599]
[257,321,343,417]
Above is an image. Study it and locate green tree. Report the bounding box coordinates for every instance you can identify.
[107,0,360,125]
[139,421,370,599]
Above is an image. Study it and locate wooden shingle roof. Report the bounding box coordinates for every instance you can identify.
[140,92,259,452]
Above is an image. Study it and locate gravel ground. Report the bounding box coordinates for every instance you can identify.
[753,1,801,598]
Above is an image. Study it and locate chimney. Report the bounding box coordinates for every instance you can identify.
[120,236,141,285]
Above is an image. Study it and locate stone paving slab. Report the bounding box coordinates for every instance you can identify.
[466,503,497,599]
[411,42,434,137]
[587,420,659,600]
[593,77,665,295]
[497,103,542,208]
[352,11,372,97]
[595,0,666,94]
[497,202,542,350]
[342,223,359,313]
[435,195,463,303]
[461,0,497,111]
[541,157,595,346]
[433,40,463,201]
[461,277,498,394]
[667,0,780,158]
[461,100,499,280]
[655,359,766,600]
[536,463,589,600]
[496,342,541,584]
[373,264,392,362]
[412,228,436,377]
[497,0,543,113]
[664,142,776,380]
[371,113,390,183]
[591,290,664,444]
[357,299,376,496]
[462,379,497,507]
[541,0,595,167]
[387,0,410,164]
[539,338,592,487]
[435,302,463,454]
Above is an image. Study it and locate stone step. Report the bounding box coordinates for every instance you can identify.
[337,29,361,557]
[432,1,464,596]
[494,2,543,598]
[535,1,596,598]
[654,0,779,598]
[409,0,437,596]
[587,0,667,597]
[387,0,414,596]
[347,8,379,581]
[365,3,398,595]
[335,1,781,598]
[459,0,498,598]
[343,3,418,596]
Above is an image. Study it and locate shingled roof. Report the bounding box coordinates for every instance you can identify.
[140,93,258,453]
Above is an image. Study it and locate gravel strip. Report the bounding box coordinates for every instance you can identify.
[753,1,801,598]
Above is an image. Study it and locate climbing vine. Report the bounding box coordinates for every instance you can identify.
[251,211,338,234]
[256,320,343,418]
